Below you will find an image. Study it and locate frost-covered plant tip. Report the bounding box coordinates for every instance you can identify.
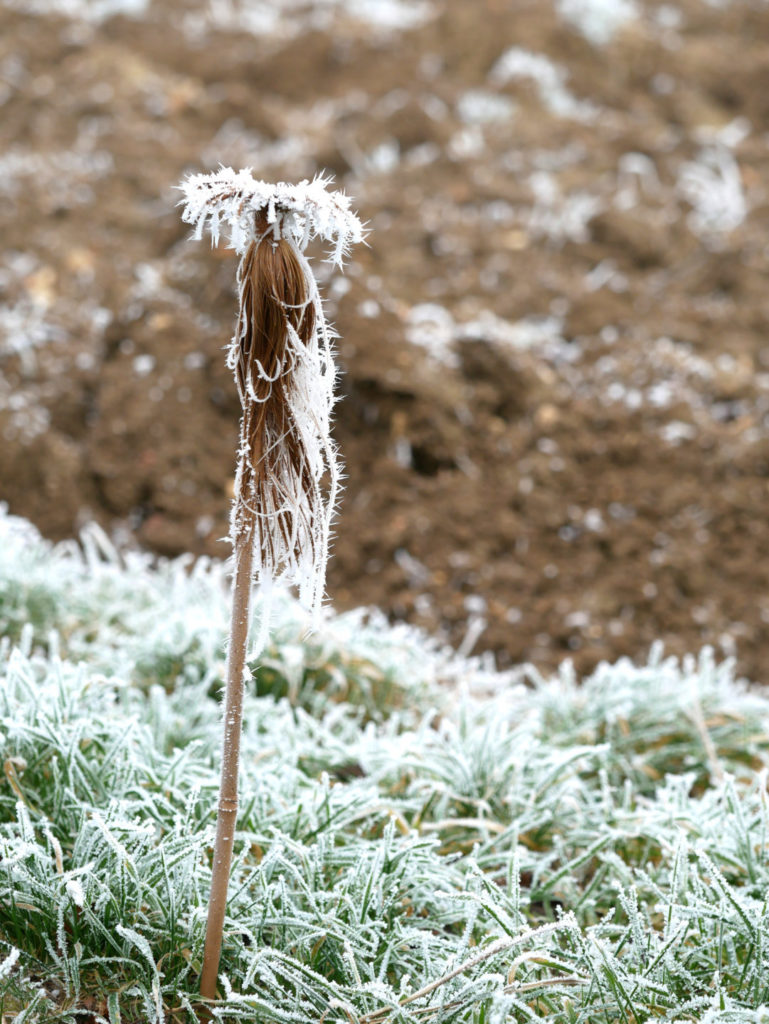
[177,167,364,1001]
[180,168,364,267]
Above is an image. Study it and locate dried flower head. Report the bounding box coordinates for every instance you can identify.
[179,166,365,262]
[177,168,365,621]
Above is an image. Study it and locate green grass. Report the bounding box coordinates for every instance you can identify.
[1,510,769,1022]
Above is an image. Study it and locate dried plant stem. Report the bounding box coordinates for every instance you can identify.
[199,495,257,1001]
[199,222,319,1002]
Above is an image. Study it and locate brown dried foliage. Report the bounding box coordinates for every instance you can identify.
[233,224,317,568]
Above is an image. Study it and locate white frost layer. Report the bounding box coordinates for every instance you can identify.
[177,167,365,262]
[677,147,748,241]
[404,305,574,366]
[0,508,503,700]
[488,48,598,123]
[184,0,435,39]
[0,0,147,20]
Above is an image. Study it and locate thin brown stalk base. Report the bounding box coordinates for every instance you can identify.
[199,512,256,1002]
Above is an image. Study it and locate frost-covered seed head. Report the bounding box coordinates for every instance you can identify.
[177,166,365,264]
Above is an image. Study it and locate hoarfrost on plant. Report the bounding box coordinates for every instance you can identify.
[178,168,365,625]
[3,512,769,1018]
[177,166,365,262]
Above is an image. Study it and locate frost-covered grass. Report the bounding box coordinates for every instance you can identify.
[1,510,769,1022]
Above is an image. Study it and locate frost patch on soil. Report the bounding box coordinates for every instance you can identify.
[677,147,748,243]
[200,120,312,179]
[0,147,114,202]
[0,298,67,367]
[0,0,147,20]
[556,0,640,45]
[460,311,575,361]
[456,89,516,125]
[404,303,459,366]
[0,385,51,442]
[565,334,766,440]
[183,0,435,41]
[0,252,111,441]
[489,47,599,122]
[527,171,604,244]
[405,305,575,365]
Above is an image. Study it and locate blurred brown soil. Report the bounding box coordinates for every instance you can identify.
[1,0,769,680]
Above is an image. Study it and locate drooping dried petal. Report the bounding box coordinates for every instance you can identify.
[177,166,365,262]
[178,172,363,622]
[231,227,337,617]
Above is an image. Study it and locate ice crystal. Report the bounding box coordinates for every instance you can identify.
[177,167,365,263]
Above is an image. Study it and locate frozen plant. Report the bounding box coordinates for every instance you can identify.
[177,166,364,1001]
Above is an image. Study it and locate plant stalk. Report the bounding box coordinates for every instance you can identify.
[199,500,257,1001]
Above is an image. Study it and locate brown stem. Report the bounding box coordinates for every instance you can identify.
[198,221,312,1004]
[199,499,257,1002]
